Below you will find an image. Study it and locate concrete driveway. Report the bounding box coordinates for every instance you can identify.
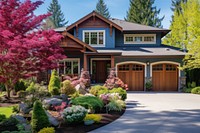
[90,92,200,133]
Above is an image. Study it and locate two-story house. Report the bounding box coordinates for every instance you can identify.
[55,11,186,92]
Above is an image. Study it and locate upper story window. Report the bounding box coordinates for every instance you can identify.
[83,30,105,47]
[124,34,156,44]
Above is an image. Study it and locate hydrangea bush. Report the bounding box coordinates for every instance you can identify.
[62,105,87,124]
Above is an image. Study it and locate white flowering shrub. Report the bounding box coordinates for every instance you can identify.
[62,105,87,124]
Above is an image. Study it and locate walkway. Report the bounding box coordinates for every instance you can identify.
[90,92,200,133]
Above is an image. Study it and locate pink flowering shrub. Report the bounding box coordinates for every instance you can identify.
[104,69,128,90]
[99,93,121,105]
[52,102,67,112]
[63,69,91,92]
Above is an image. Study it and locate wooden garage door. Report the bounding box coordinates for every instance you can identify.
[118,64,144,91]
[152,64,178,91]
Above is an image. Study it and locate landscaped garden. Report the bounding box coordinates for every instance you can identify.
[0,69,127,133]
[182,81,200,95]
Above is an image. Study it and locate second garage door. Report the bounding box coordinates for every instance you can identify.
[152,64,178,91]
[118,64,144,91]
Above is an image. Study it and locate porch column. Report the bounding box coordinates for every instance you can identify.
[111,55,115,68]
[84,54,88,70]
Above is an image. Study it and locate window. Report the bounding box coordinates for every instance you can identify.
[135,37,143,42]
[124,34,156,44]
[58,59,80,75]
[144,36,154,42]
[153,64,163,71]
[125,36,133,42]
[118,65,129,71]
[83,30,105,46]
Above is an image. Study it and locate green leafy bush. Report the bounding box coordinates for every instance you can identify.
[0,117,19,132]
[182,88,192,93]
[109,87,127,101]
[191,82,196,88]
[70,91,82,99]
[191,87,200,94]
[14,80,27,92]
[48,70,61,95]
[38,127,55,133]
[31,100,50,132]
[71,96,103,112]
[84,114,102,123]
[106,99,125,112]
[61,80,76,96]
[188,81,196,88]
[0,114,6,122]
[145,81,153,91]
[26,82,36,93]
[0,84,6,91]
[89,85,109,96]
[63,105,87,124]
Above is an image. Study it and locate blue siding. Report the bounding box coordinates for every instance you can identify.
[115,30,162,47]
[75,28,115,49]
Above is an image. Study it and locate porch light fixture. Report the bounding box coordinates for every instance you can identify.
[146,61,150,66]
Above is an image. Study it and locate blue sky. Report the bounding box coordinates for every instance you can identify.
[34,0,173,29]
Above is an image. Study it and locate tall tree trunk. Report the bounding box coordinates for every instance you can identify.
[5,84,11,98]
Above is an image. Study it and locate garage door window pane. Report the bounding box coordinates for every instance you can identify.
[153,64,163,71]
[119,65,129,71]
[132,64,143,71]
[166,64,176,71]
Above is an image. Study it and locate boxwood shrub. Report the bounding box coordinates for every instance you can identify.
[71,96,104,112]
[191,87,200,94]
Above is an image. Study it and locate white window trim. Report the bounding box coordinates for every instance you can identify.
[83,30,106,47]
[124,34,156,44]
[58,58,80,75]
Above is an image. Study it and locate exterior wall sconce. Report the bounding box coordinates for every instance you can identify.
[146,61,150,66]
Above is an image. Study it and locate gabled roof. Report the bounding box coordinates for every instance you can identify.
[62,32,97,52]
[110,18,170,37]
[66,11,123,32]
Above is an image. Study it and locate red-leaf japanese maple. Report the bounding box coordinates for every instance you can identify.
[0,0,66,97]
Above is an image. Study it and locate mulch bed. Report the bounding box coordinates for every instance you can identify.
[56,109,125,133]
[0,96,126,133]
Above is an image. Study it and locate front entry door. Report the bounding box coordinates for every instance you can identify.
[92,60,111,83]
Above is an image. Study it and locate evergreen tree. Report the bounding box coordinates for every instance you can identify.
[95,0,111,18]
[42,17,56,30]
[47,0,68,28]
[48,70,61,95]
[171,0,187,15]
[31,101,50,132]
[125,0,164,28]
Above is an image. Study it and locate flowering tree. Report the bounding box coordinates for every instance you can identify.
[0,0,65,98]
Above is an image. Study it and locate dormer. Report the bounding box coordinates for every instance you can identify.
[65,11,122,49]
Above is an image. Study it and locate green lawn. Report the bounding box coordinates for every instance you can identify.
[0,106,13,118]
